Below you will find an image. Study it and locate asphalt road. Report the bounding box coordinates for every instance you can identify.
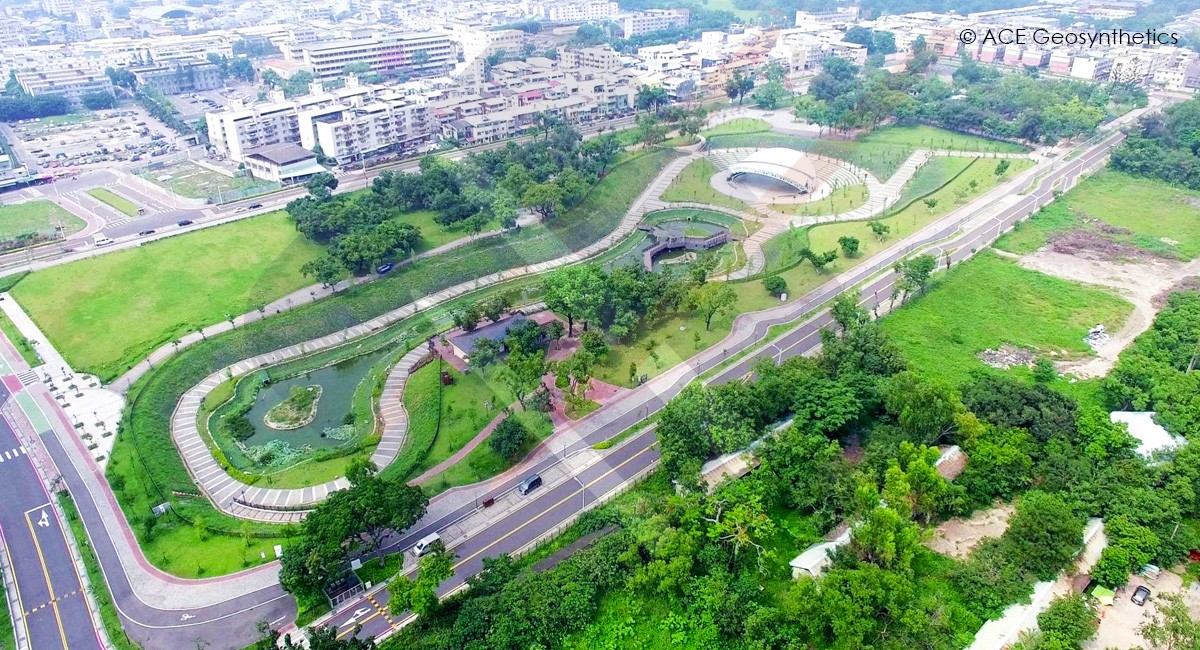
[0,386,103,650]
[320,127,1125,643]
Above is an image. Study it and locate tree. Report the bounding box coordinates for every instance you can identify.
[81,91,117,110]
[306,171,339,197]
[469,337,503,370]
[995,159,1011,178]
[751,81,789,110]
[635,113,666,147]
[521,181,564,221]
[488,416,529,462]
[546,320,565,345]
[837,236,860,257]
[1036,595,1098,649]
[923,197,939,214]
[1003,491,1084,581]
[704,492,776,565]
[763,275,787,297]
[543,264,606,336]
[1140,593,1200,650]
[882,372,964,445]
[894,254,937,299]
[687,282,737,331]
[388,542,454,616]
[496,350,545,407]
[805,248,838,273]
[868,219,890,241]
[301,255,347,288]
[635,85,669,113]
[725,70,755,105]
[830,293,869,333]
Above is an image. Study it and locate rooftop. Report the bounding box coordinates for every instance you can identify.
[245,142,319,167]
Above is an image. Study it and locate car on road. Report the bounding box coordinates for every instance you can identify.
[516,474,542,496]
[235,206,247,213]
[412,532,441,557]
[248,202,263,209]
[177,219,194,227]
[1131,585,1151,606]
[138,229,155,236]
[93,235,114,247]
[376,262,394,274]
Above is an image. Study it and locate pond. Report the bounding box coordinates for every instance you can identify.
[239,349,388,449]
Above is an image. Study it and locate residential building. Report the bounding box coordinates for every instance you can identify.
[451,27,524,61]
[16,67,113,104]
[1070,54,1113,81]
[616,9,690,39]
[284,32,456,81]
[299,92,432,163]
[559,45,622,72]
[794,7,859,28]
[534,0,620,23]
[41,0,73,17]
[130,59,223,95]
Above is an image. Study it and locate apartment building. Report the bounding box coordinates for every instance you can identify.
[558,45,622,72]
[130,58,223,95]
[1069,55,1114,81]
[794,7,859,28]
[451,27,524,61]
[533,1,620,23]
[16,67,113,103]
[299,92,432,162]
[616,9,690,39]
[284,32,456,81]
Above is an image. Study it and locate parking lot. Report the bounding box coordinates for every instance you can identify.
[6,107,178,174]
[168,83,258,119]
[137,158,277,201]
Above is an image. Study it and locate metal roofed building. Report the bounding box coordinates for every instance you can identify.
[243,142,326,184]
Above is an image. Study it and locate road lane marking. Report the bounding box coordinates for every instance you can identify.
[0,520,33,645]
[24,508,69,649]
[335,442,656,640]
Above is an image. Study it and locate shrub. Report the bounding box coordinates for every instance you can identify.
[763,275,788,297]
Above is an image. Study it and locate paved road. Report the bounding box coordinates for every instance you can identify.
[0,386,103,650]
[318,124,1128,643]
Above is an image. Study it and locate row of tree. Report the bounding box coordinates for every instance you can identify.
[1112,97,1200,191]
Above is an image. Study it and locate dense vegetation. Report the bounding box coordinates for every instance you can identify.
[795,53,1136,144]
[1112,96,1200,190]
[372,292,1199,650]
[289,122,622,280]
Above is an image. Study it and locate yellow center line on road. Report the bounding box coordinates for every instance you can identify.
[336,441,656,640]
[24,509,68,649]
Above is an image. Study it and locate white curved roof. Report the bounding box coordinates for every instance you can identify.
[728,147,818,191]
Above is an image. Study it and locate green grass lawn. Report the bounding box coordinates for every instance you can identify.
[0,308,40,367]
[644,207,752,237]
[85,188,139,216]
[398,362,511,480]
[0,200,85,241]
[12,210,323,380]
[995,169,1200,260]
[707,125,1027,179]
[421,409,553,495]
[702,117,773,137]
[881,252,1133,386]
[897,156,978,206]
[774,182,869,216]
[661,157,753,213]
[394,209,497,254]
[661,134,700,147]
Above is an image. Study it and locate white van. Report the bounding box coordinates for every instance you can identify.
[411,532,441,557]
[93,235,114,247]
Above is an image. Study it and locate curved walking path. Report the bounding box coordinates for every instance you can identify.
[723,148,1037,279]
[170,153,700,522]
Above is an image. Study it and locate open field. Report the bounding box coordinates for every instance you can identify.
[881,252,1133,386]
[396,208,496,253]
[995,170,1200,260]
[12,210,323,379]
[702,117,772,137]
[661,157,752,213]
[0,199,86,241]
[86,188,139,216]
[774,182,869,216]
[421,408,553,495]
[707,125,1026,178]
[138,159,276,201]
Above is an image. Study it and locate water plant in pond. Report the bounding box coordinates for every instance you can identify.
[264,385,322,430]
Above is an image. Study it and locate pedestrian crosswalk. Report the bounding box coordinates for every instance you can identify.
[0,445,27,462]
[17,370,39,387]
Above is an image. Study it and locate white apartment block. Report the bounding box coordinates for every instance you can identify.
[41,0,73,17]
[769,30,867,72]
[558,45,622,72]
[616,9,690,39]
[16,67,113,103]
[207,81,434,163]
[794,7,859,28]
[451,27,524,61]
[535,1,620,23]
[284,32,456,81]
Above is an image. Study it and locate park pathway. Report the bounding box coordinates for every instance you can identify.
[167,152,699,522]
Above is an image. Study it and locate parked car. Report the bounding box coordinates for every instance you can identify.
[247,202,263,209]
[177,219,194,227]
[1131,586,1151,606]
[516,474,542,496]
[411,533,441,557]
[376,262,394,274]
[138,229,155,236]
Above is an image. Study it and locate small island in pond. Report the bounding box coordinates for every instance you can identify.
[263,385,322,430]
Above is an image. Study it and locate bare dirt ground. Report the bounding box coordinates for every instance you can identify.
[926,503,1014,559]
[1086,569,1200,649]
[1015,250,1200,379]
